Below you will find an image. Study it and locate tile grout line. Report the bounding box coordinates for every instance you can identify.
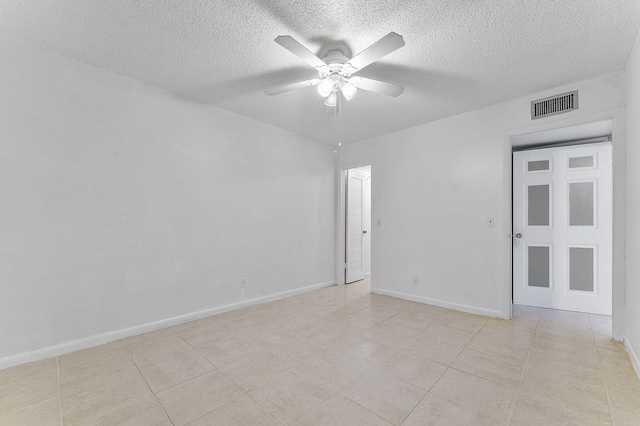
[532,314,615,424]
[241,378,289,426]
[173,331,219,371]
[246,386,286,426]
[591,315,616,425]
[130,327,235,397]
[283,366,346,425]
[56,357,63,426]
[118,340,175,426]
[339,392,400,425]
[395,373,442,425]
[206,337,299,403]
[399,318,490,424]
[504,312,539,425]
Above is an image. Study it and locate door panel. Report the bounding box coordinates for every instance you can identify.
[527,245,551,288]
[346,169,368,283]
[513,142,612,314]
[528,184,551,226]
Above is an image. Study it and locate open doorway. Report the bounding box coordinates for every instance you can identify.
[344,165,371,284]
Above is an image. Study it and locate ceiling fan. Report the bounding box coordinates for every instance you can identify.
[265,32,405,108]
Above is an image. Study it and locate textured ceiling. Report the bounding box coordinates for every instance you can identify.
[1,1,639,145]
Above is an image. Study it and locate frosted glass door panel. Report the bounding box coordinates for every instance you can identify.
[528,185,550,226]
[569,182,594,226]
[528,246,550,288]
[528,160,550,172]
[569,247,594,292]
[569,156,594,168]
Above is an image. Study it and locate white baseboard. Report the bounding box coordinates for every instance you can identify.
[372,288,502,318]
[0,280,334,371]
[624,337,640,380]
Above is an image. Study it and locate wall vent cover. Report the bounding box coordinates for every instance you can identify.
[531,90,578,120]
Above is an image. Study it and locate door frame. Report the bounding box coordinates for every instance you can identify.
[336,162,373,287]
[503,110,626,340]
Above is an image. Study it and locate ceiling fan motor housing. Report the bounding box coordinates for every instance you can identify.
[321,50,355,77]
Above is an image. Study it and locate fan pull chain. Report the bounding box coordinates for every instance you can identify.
[333,95,343,155]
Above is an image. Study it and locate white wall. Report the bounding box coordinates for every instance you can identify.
[625,29,640,374]
[0,38,335,367]
[340,72,626,318]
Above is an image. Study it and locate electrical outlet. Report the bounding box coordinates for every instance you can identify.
[487,216,495,227]
[241,278,247,288]
[412,276,419,286]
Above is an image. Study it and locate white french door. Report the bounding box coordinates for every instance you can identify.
[345,169,368,284]
[513,142,612,315]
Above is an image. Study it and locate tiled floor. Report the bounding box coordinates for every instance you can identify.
[2,278,640,425]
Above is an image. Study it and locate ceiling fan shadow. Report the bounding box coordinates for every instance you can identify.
[357,63,477,96]
[179,66,313,103]
[252,0,323,42]
[305,36,353,59]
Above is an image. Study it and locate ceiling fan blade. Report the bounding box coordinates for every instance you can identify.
[275,36,327,69]
[346,32,405,72]
[265,79,320,95]
[350,77,404,97]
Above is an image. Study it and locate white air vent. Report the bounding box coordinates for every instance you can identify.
[531,91,578,120]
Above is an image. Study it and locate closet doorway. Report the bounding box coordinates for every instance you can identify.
[344,166,371,284]
[513,141,612,315]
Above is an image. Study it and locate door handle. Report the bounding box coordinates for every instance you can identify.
[515,233,522,238]
[363,230,368,234]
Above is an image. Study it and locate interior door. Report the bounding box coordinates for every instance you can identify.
[362,171,372,275]
[513,142,612,315]
[346,169,368,283]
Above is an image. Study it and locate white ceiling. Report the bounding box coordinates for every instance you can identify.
[1,1,639,145]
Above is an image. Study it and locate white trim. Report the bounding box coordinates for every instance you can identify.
[372,288,502,318]
[0,280,334,371]
[624,337,640,380]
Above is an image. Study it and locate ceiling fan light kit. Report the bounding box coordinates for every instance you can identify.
[324,91,338,107]
[317,78,334,97]
[340,81,357,100]
[265,32,406,108]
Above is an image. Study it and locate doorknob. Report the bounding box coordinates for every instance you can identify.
[515,233,522,238]
[363,230,368,234]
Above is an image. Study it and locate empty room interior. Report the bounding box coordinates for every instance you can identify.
[3,1,640,425]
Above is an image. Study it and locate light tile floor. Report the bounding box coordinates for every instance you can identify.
[2,279,639,425]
